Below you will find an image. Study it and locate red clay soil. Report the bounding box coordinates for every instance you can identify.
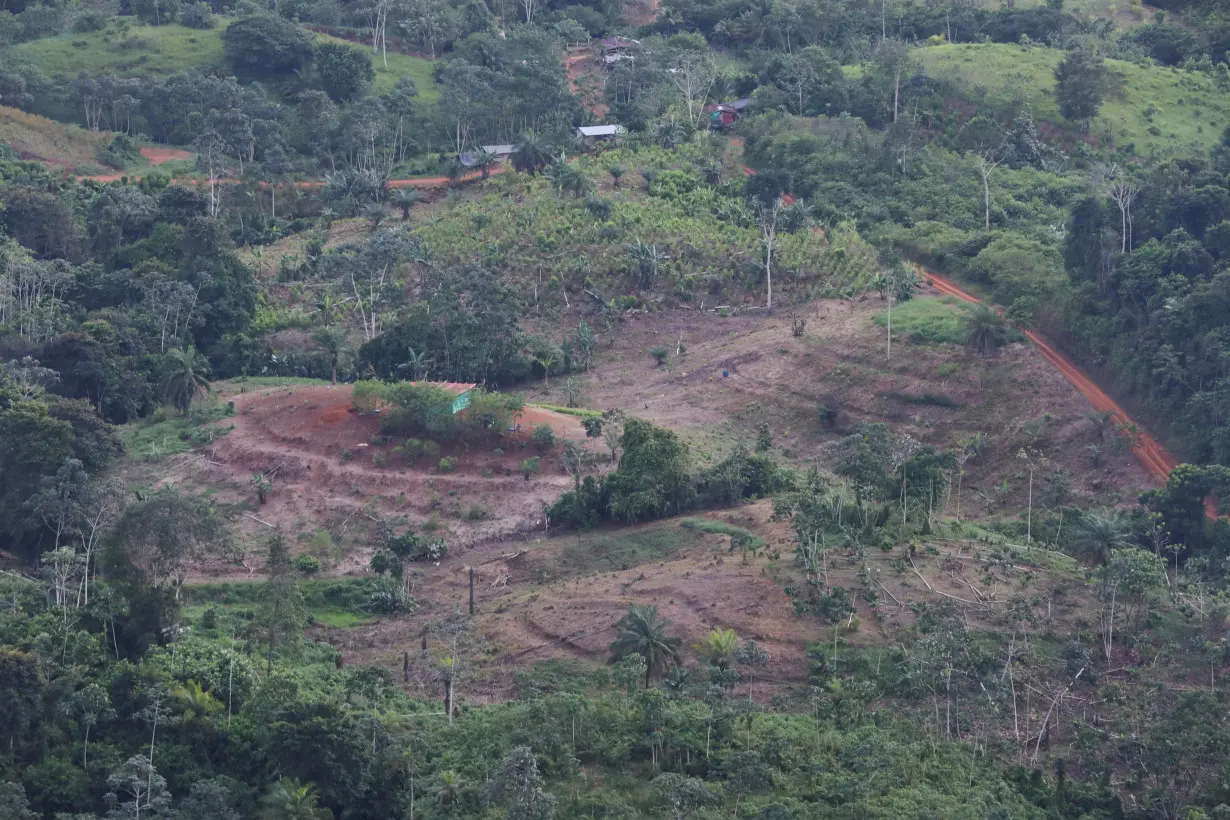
[78,166,503,188]
[922,268,1180,484]
[566,47,609,118]
[141,146,193,164]
[79,146,195,183]
[193,385,590,561]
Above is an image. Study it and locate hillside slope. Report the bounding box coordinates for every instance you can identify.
[0,105,113,170]
[916,42,1230,155]
[10,18,438,97]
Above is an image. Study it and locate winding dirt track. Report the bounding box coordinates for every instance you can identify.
[923,269,1179,483]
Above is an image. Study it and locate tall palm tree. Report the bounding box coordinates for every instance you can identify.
[162,348,210,414]
[391,188,423,220]
[363,202,387,233]
[962,303,1012,357]
[316,291,341,327]
[609,604,683,688]
[259,778,332,820]
[312,326,350,384]
[694,628,738,670]
[608,163,626,189]
[434,770,464,814]
[512,131,553,175]
[1070,509,1135,565]
[471,148,498,180]
[545,155,591,199]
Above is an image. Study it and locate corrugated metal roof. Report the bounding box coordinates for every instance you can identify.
[576,125,626,137]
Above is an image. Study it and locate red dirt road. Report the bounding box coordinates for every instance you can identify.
[79,164,503,188]
[922,269,1179,483]
[80,146,194,182]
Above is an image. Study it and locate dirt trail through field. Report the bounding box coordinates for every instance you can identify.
[79,164,501,188]
[80,146,194,182]
[923,269,1179,483]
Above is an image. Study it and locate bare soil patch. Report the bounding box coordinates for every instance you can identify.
[166,384,589,576]
[526,293,1153,516]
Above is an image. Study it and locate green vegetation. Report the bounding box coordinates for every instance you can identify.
[120,402,234,460]
[886,391,961,409]
[873,297,969,345]
[11,22,228,83]
[10,20,437,98]
[553,525,698,573]
[679,517,766,549]
[0,106,113,172]
[530,403,602,418]
[916,42,1230,156]
[7,0,1230,815]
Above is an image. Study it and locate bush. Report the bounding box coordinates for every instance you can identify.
[423,440,441,460]
[180,1,213,28]
[98,134,142,169]
[369,577,414,613]
[295,555,322,574]
[532,424,555,450]
[817,404,839,429]
[438,456,457,473]
[887,391,961,409]
[521,456,541,479]
[585,197,612,220]
[72,9,110,31]
[351,380,383,413]
[649,346,670,365]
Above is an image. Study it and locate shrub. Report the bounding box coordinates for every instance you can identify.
[521,456,541,479]
[649,346,670,365]
[438,456,457,473]
[817,404,839,429]
[463,503,491,521]
[369,577,414,613]
[180,1,213,28]
[423,440,441,460]
[351,380,383,412]
[585,197,612,220]
[98,134,142,169]
[295,555,322,575]
[532,425,556,450]
[887,391,961,409]
[72,9,110,31]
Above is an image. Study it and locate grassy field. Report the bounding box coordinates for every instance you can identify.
[916,42,1230,157]
[11,17,438,99]
[0,105,113,171]
[873,296,970,346]
[970,0,1160,27]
